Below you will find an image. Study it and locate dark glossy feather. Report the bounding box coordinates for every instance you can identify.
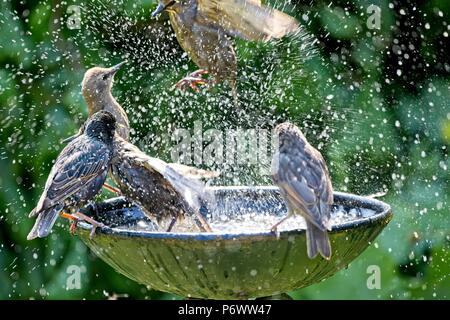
[28,113,114,240]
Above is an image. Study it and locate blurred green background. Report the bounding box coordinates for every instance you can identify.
[0,0,449,299]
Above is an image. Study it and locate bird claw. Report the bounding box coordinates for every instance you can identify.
[60,212,79,235]
[61,211,105,238]
[174,69,209,93]
[89,222,105,239]
[70,220,79,235]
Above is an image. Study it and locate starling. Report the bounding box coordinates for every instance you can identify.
[271,122,333,259]
[65,63,216,232]
[27,111,116,240]
[110,136,213,232]
[152,0,299,93]
[81,62,130,140]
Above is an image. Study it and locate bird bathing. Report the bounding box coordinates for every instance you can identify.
[76,186,392,299]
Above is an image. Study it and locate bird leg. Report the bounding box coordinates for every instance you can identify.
[194,212,213,232]
[72,211,106,238]
[166,216,178,232]
[270,216,291,233]
[103,183,121,194]
[174,69,209,93]
[59,211,105,238]
[59,212,79,235]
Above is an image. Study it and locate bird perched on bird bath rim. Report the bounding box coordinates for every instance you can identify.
[27,111,116,240]
[271,122,333,259]
[65,62,216,232]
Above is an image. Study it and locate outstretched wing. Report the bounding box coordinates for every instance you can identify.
[116,137,214,210]
[272,144,333,230]
[167,163,220,179]
[145,157,214,211]
[32,137,110,215]
[198,0,299,41]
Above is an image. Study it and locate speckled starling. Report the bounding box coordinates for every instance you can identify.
[110,136,213,231]
[271,122,333,259]
[27,111,116,240]
[65,63,216,232]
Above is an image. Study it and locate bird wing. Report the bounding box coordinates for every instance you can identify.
[197,0,299,41]
[167,163,220,179]
[272,145,333,230]
[116,138,214,210]
[145,157,214,211]
[32,138,110,215]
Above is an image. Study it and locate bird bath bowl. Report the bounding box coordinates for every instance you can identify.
[77,186,392,299]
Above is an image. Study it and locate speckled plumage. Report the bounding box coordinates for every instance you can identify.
[271,122,333,259]
[71,63,215,232]
[110,136,213,231]
[27,111,116,240]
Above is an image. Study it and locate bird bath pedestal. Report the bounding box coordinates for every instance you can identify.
[77,186,392,299]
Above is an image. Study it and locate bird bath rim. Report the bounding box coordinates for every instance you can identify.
[76,186,393,299]
[77,186,392,239]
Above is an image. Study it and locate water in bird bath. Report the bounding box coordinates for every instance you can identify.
[207,205,375,233]
[112,204,376,234]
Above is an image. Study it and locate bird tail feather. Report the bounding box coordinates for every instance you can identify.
[27,205,62,240]
[306,222,331,260]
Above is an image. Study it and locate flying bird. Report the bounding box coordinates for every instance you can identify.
[27,111,116,240]
[271,122,333,259]
[152,0,299,93]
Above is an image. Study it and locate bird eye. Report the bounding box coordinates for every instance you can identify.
[102,74,109,81]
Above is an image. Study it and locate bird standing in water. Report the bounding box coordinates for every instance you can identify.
[152,0,299,94]
[65,63,215,232]
[271,122,333,259]
[110,136,213,232]
[27,111,116,240]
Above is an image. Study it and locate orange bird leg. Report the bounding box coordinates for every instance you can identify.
[174,69,209,93]
[72,212,105,238]
[60,212,77,221]
[103,183,121,194]
[59,212,79,235]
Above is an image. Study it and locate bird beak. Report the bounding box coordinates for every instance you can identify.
[109,61,126,75]
[61,132,81,144]
[62,125,85,143]
[152,2,166,17]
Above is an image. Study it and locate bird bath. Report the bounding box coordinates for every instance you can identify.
[76,186,392,299]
